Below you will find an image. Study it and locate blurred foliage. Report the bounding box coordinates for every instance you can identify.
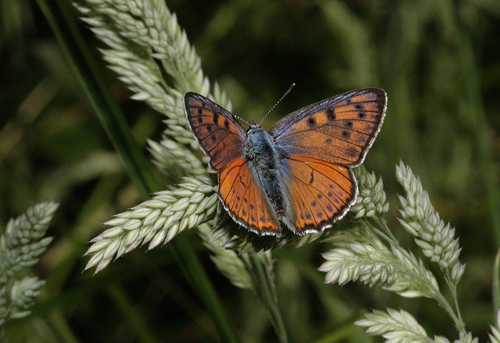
[1,0,500,342]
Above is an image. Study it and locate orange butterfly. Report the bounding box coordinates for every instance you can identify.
[185,88,386,236]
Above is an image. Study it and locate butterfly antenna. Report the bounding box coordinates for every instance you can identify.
[259,83,296,125]
[234,114,250,126]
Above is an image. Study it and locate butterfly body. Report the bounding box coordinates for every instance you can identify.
[243,125,294,233]
[185,88,387,237]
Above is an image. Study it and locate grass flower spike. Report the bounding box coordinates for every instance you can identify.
[351,166,389,218]
[0,202,58,326]
[356,309,478,343]
[84,176,217,273]
[355,308,432,342]
[489,310,500,343]
[319,223,439,298]
[396,161,465,284]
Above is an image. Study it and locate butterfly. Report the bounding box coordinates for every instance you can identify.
[185,88,386,236]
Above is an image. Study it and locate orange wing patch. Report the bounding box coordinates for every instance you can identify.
[219,158,281,235]
[272,88,386,167]
[185,93,247,171]
[280,128,370,165]
[285,156,356,233]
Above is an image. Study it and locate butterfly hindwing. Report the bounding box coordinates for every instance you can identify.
[283,155,356,234]
[185,93,247,171]
[270,88,386,167]
[219,158,281,235]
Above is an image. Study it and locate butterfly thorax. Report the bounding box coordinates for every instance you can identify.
[244,126,285,216]
[244,126,275,163]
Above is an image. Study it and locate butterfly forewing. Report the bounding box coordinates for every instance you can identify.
[185,93,247,171]
[270,88,386,167]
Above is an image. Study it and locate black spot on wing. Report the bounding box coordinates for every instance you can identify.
[326,108,336,121]
[342,130,351,139]
[307,117,316,127]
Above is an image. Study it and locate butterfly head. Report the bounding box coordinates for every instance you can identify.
[244,125,272,163]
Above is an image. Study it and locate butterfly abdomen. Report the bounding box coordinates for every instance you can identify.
[244,126,286,217]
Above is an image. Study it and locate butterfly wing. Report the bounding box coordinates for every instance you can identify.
[185,93,281,235]
[271,88,386,233]
[219,158,281,235]
[270,88,386,166]
[282,156,357,234]
[185,92,247,171]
